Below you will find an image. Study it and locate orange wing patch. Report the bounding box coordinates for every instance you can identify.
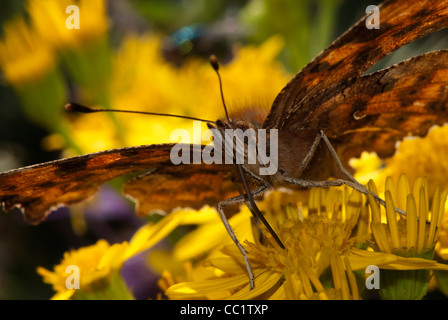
[0,144,177,224]
[265,0,448,130]
[123,164,244,216]
[295,50,448,162]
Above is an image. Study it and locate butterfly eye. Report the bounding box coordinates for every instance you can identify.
[353,110,367,120]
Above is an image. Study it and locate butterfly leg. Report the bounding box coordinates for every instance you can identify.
[319,130,358,183]
[293,130,325,178]
[217,184,271,290]
[233,181,284,247]
[281,175,407,217]
[318,130,409,218]
[286,130,402,214]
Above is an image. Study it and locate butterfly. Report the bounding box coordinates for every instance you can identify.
[1,0,448,287]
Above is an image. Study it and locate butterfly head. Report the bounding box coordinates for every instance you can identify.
[210,117,256,130]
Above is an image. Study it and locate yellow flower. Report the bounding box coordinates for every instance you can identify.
[164,188,364,300]
[354,125,448,197]
[126,206,219,259]
[37,206,218,300]
[366,176,448,299]
[26,0,113,118]
[350,151,383,185]
[385,125,448,194]
[156,177,448,300]
[367,175,446,256]
[0,17,55,85]
[351,125,448,273]
[0,16,77,150]
[27,0,108,49]
[38,175,448,300]
[37,239,129,300]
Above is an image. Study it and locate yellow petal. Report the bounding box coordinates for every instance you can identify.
[346,248,399,270]
[177,206,219,225]
[427,186,440,246]
[417,187,428,251]
[396,174,410,211]
[203,257,246,274]
[371,222,391,253]
[50,290,75,300]
[406,194,418,249]
[173,210,253,261]
[348,248,448,271]
[126,210,186,258]
[385,190,400,249]
[226,271,282,300]
[165,272,256,299]
[269,283,287,300]
[99,242,128,270]
[173,219,229,261]
[381,256,448,271]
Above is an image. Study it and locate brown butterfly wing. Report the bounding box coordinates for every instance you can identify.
[264,0,448,130]
[292,50,448,164]
[0,144,237,224]
[123,163,253,217]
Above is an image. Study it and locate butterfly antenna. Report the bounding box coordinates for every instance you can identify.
[65,103,216,125]
[209,55,231,123]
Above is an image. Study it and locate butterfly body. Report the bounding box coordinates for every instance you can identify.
[211,113,335,189]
